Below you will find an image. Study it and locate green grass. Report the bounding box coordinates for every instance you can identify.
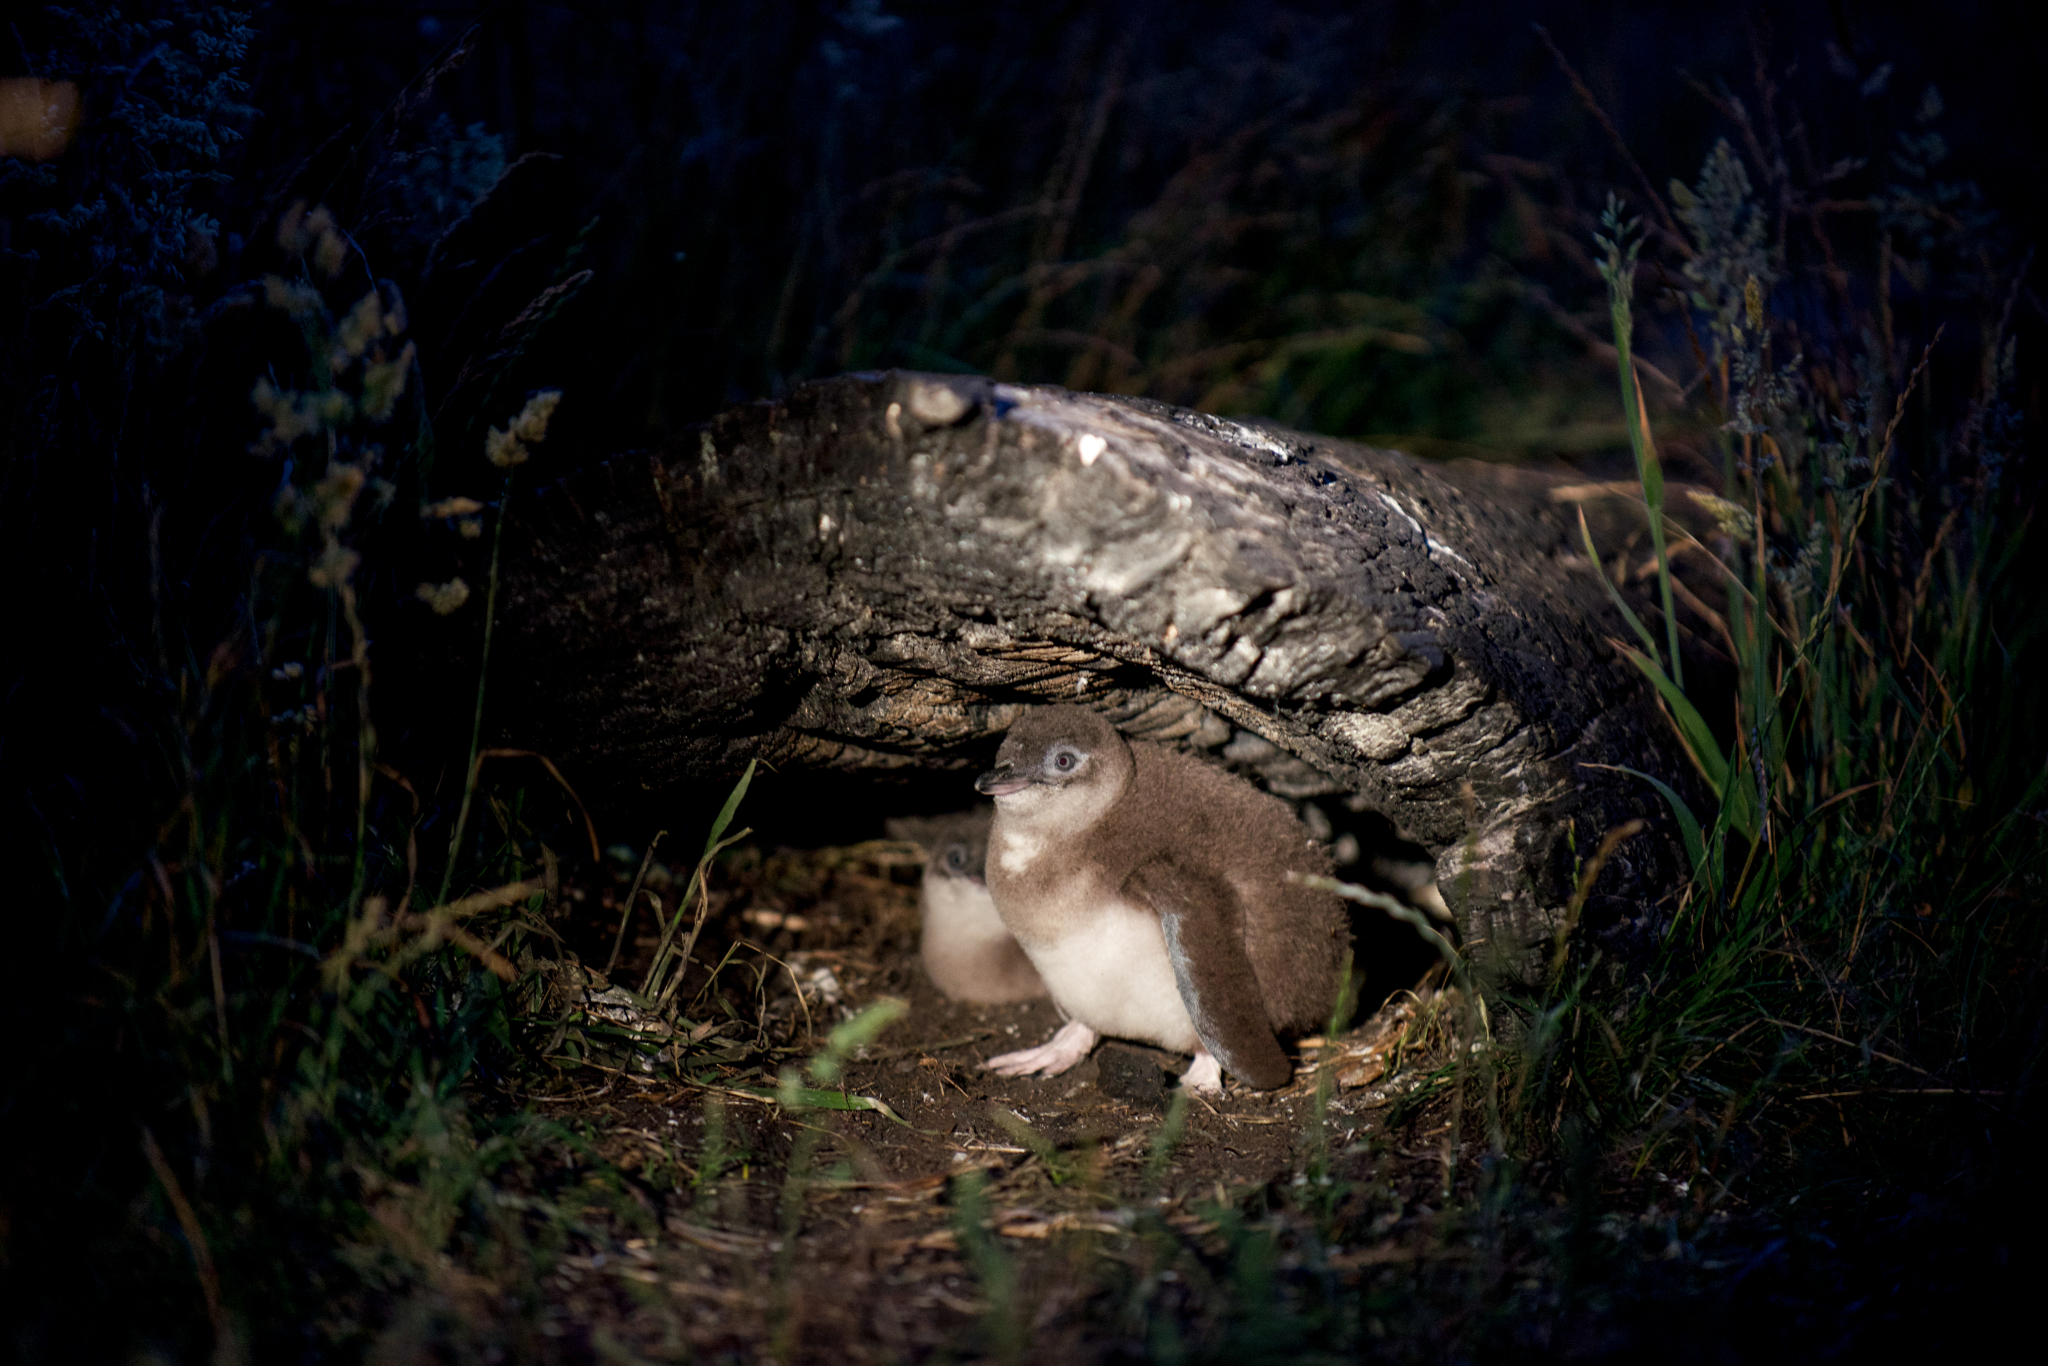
[1515,141,2048,1215]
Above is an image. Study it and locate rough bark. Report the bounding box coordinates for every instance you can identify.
[495,370,1701,972]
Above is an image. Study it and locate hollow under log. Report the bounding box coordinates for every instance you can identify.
[492,370,1702,974]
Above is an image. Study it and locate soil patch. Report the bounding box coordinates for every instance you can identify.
[486,837,1458,1359]
[452,837,2004,1361]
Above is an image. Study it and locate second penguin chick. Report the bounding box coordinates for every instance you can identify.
[904,809,1047,1003]
[975,705,1349,1096]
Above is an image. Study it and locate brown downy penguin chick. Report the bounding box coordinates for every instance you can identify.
[974,705,1349,1096]
[906,809,1047,1003]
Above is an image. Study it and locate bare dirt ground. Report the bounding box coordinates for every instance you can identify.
[483,837,1484,1362]
[460,837,2001,1363]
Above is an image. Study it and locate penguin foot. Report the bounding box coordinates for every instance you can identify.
[1178,1049,1223,1098]
[984,1019,1099,1077]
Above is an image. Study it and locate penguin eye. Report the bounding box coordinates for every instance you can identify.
[944,845,968,871]
[1050,747,1080,772]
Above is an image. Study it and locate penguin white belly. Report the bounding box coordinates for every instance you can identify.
[921,873,1009,944]
[1026,901,1199,1054]
[921,876,1015,996]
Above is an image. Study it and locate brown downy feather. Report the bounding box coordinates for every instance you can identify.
[980,706,1349,1086]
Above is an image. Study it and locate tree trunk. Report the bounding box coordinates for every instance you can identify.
[495,371,1701,973]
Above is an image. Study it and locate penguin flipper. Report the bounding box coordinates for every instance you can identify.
[1126,861,1293,1090]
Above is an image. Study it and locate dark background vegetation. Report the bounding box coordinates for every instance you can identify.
[4,1,2044,1360]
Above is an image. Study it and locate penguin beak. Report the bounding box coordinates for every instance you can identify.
[975,765,1032,797]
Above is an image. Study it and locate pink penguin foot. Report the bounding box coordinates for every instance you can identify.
[1178,1049,1224,1098]
[984,1020,1100,1078]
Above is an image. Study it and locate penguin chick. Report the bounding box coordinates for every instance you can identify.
[911,809,1047,1003]
[974,705,1348,1096]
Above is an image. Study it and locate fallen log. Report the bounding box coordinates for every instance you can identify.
[493,371,1701,973]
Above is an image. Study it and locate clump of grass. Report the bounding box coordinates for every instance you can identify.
[140,209,592,1359]
[1519,85,2046,1214]
[949,1166,1025,1362]
[29,197,733,1362]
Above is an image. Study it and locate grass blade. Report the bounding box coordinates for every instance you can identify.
[1615,643,1729,798]
[702,758,758,861]
[755,1085,914,1125]
[1583,762,1709,881]
[1632,374,1683,689]
[1578,506,1662,663]
[806,996,911,1083]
